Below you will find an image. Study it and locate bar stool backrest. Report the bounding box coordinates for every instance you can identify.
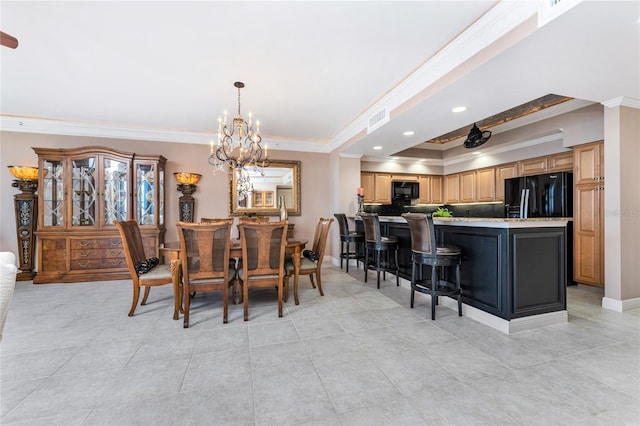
[334,213,350,238]
[402,213,437,256]
[359,212,382,244]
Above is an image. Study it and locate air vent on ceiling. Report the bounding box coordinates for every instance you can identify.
[539,0,583,28]
[367,107,389,134]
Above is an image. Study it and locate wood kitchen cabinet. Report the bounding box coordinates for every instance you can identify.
[391,174,418,181]
[495,163,518,201]
[361,172,375,203]
[475,168,496,202]
[548,151,574,172]
[459,171,476,203]
[33,146,166,284]
[375,173,392,204]
[360,172,391,204]
[430,175,443,204]
[573,141,604,287]
[519,151,573,176]
[444,174,460,203]
[417,175,444,204]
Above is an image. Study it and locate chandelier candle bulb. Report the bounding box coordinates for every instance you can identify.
[357,187,364,196]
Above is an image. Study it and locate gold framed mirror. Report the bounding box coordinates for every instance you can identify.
[229,160,301,216]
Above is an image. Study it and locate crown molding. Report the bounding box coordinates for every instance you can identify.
[601,97,640,109]
[0,115,330,153]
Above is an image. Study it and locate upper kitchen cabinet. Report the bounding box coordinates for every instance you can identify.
[33,146,166,284]
[444,173,460,203]
[519,151,574,176]
[574,142,604,184]
[476,168,496,202]
[459,171,476,203]
[360,172,392,204]
[495,163,518,201]
[417,175,444,204]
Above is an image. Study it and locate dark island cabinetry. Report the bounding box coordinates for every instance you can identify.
[357,218,568,321]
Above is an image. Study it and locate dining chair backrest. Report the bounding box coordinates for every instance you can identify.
[311,217,334,265]
[238,216,270,224]
[402,213,437,256]
[359,212,383,243]
[201,217,233,224]
[116,219,148,270]
[239,220,288,275]
[176,221,233,282]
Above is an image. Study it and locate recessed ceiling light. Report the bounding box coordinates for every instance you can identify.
[373,146,382,150]
[418,159,426,162]
[403,131,415,136]
[391,156,399,160]
[472,151,483,155]
[452,106,467,113]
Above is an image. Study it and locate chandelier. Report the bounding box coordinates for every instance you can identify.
[208,81,270,175]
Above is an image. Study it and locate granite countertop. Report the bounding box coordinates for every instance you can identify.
[354,215,572,228]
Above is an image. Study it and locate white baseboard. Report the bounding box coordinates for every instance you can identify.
[602,296,640,312]
[399,276,567,334]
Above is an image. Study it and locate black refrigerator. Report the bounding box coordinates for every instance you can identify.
[504,172,573,218]
[505,171,574,285]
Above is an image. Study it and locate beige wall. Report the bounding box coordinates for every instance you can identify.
[0,132,331,264]
[604,105,640,302]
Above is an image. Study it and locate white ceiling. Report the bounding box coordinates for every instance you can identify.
[1,1,639,161]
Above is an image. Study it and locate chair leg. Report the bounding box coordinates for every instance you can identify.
[223,284,228,324]
[431,266,438,320]
[141,286,151,305]
[394,247,399,286]
[183,282,190,328]
[410,261,416,309]
[243,279,249,321]
[456,264,462,317]
[364,247,369,283]
[283,276,289,303]
[376,250,381,289]
[294,272,300,305]
[314,272,324,297]
[339,241,344,270]
[345,241,350,273]
[128,284,141,317]
[277,281,283,318]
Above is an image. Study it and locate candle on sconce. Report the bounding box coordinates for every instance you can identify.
[357,187,364,196]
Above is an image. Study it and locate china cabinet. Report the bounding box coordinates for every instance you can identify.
[33,147,166,283]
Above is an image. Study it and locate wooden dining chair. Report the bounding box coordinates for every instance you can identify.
[237,220,288,321]
[285,217,333,305]
[200,217,232,223]
[115,220,178,318]
[176,221,235,327]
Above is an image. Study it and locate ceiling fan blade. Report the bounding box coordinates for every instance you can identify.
[1,31,19,49]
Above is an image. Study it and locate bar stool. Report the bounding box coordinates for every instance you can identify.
[402,213,462,320]
[360,213,399,289]
[333,213,364,272]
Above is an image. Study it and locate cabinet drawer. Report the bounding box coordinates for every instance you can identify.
[70,248,125,260]
[70,258,127,271]
[71,238,122,250]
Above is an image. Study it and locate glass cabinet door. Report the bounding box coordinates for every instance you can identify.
[71,157,97,227]
[159,169,165,226]
[42,159,65,227]
[136,163,157,226]
[103,157,129,227]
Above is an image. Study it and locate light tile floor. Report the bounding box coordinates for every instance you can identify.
[1,265,639,425]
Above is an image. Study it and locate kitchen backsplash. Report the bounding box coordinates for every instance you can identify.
[363,201,505,218]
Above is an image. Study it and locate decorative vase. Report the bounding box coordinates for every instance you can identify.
[279,196,288,221]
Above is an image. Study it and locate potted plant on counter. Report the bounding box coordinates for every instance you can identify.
[432,207,452,218]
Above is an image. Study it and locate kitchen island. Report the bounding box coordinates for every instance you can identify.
[355,216,571,333]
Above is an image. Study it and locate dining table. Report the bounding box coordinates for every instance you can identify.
[160,237,308,319]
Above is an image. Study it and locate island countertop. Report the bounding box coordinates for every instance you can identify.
[358,216,572,229]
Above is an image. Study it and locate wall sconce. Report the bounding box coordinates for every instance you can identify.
[7,166,39,281]
[174,172,201,222]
